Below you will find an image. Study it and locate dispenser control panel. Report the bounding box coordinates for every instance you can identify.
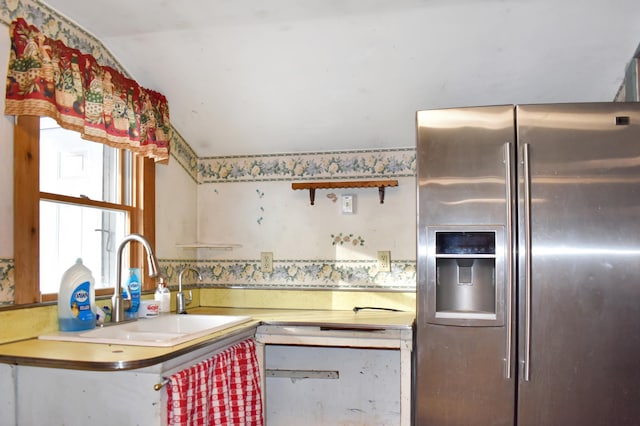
[436,232,496,255]
[425,226,505,326]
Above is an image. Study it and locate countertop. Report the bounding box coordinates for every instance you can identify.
[192,306,415,329]
[0,308,415,371]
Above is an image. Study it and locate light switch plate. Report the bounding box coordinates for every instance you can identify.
[341,194,355,214]
[377,251,391,272]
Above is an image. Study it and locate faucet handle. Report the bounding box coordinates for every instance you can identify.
[186,290,193,305]
[120,289,132,310]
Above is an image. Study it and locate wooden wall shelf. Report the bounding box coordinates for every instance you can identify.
[291,180,399,205]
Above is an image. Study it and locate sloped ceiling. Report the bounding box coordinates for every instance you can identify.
[43,0,640,157]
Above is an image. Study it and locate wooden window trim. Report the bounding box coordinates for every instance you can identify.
[13,115,156,305]
[14,116,39,304]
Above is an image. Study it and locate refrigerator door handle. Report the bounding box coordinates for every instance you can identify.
[504,142,514,380]
[522,143,532,381]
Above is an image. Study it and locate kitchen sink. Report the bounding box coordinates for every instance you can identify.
[38,314,252,347]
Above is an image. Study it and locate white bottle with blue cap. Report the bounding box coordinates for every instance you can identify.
[58,258,97,331]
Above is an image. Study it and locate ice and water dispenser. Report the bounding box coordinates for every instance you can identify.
[426,227,505,326]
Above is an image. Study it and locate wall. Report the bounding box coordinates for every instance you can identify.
[190,150,416,292]
[0,2,417,312]
[0,1,200,305]
[0,15,13,304]
[2,2,637,312]
[615,43,639,101]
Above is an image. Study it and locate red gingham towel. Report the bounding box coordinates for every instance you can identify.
[167,339,263,426]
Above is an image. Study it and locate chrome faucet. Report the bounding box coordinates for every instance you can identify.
[112,234,160,323]
[177,267,202,314]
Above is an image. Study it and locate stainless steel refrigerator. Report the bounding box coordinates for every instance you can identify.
[415,103,640,425]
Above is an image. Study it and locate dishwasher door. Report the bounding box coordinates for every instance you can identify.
[256,324,412,425]
[265,344,400,425]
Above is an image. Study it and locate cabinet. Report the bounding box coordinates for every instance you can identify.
[0,363,15,426]
[11,328,256,426]
[255,325,412,426]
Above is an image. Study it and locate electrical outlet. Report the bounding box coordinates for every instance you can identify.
[377,250,391,272]
[261,252,273,273]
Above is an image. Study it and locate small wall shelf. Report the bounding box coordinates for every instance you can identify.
[291,180,399,205]
[176,243,242,250]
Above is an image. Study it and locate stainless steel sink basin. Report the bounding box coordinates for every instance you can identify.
[39,314,252,347]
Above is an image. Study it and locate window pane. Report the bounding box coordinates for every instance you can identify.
[39,117,126,204]
[40,200,127,294]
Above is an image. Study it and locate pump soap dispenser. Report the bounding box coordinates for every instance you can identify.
[154,277,171,314]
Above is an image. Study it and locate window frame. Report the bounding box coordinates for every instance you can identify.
[13,115,156,305]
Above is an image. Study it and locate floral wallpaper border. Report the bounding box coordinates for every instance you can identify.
[160,259,416,292]
[197,148,416,183]
[0,257,416,305]
[0,258,15,306]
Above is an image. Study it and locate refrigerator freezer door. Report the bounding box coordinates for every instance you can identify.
[516,103,640,425]
[416,105,516,425]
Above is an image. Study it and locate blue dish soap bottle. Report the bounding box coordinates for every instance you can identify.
[125,268,141,320]
[58,258,96,332]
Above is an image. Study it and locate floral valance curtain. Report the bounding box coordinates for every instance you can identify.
[5,18,170,163]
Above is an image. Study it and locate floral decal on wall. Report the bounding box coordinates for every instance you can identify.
[256,188,265,225]
[0,259,15,306]
[331,233,365,246]
[160,259,415,292]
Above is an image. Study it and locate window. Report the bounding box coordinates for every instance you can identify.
[13,116,156,304]
[39,117,129,294]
